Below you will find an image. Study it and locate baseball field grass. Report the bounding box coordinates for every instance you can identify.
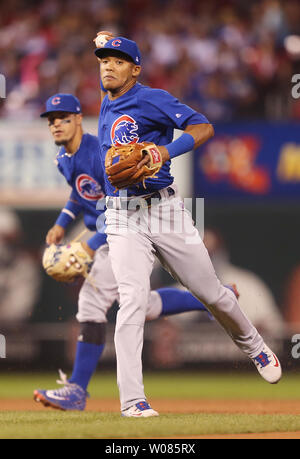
[0,371,300,439]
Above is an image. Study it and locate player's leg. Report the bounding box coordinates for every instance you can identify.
[69,244,119,391]
[146,289,206,321]
[34,244,119,410]
[68,322,106,392]
[106,220,158,417]
[145,285,238,321]
[152,193,281,383]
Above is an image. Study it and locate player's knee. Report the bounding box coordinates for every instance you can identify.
[114,285,150,328]
[77,293,109,323]
[206,285,237,313]
[78,322,106,345]
[119,284,149,312]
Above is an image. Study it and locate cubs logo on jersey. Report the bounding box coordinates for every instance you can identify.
[110,115,139,146]
[76,174,105,201]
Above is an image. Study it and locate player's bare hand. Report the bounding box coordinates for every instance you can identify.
[81,241,95,259]
[93,30,115,47]
[137,146,170,169]
[46,225,65,245]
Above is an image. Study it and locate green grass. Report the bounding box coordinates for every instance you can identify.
[0,371,299,400]
[0,372,300,438]
[0,412,299,439]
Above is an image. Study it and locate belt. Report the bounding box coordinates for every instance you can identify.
[106,187,175,210]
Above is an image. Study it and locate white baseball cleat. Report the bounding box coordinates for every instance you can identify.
[121,401,159,418]
[252,344,282,384]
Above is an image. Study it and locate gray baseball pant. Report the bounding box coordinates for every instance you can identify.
[105,186,264,411]
[77,243,162,323]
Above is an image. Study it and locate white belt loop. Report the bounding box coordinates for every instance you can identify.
[116,196,121,210]
[164,187,170,199]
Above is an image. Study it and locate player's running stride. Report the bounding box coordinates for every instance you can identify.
[94,35,281,417]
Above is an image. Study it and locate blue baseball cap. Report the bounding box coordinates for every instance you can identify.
[94,37,141,65]
[40,94,82,118]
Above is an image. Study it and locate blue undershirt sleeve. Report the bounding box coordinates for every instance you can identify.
[55,192,82,228]
[86,232,107,251]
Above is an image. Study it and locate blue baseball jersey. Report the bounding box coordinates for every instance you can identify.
[98,82,210,196]
[56,133,106,231]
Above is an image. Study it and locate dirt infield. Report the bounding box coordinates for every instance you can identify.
[163,432,300,439]
[1,398,300,415]
[1,398,300,439]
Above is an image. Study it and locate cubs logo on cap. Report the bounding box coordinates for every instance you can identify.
[40,94,82,118]
[52,96,61,105]
[95,36,141,66]
[112,39,122,47]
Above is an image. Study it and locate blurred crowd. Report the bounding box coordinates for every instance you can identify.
[1,0,300,121]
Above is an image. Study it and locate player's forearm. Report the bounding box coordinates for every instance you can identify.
[86,232,107,251]
[55,196,82,228]
[185,123,214,149]
[96,31,114,106]
[55,201,81,228]
[164,123,214,161]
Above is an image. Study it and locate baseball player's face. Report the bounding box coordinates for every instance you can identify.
[47,112,81,146]
[100,56,141,93]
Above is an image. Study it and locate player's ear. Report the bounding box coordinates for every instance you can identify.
[76,114,83,125]
[132,65,141,78]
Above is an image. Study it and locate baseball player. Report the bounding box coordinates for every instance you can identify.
[33,94,238,411]
[95,36,282,418]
